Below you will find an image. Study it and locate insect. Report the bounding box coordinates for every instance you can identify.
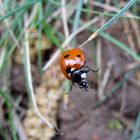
[60,48,98,91]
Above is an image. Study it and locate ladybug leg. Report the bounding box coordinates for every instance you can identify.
[81,88,87,94]
[82,88,87,94]
[84,65,99,73]
[81,89,85,94]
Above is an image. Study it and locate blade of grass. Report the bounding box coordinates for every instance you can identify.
[0,5,26,48]
[45,0,59,19]
[0,2,20,48]
[0,90,17,140]
[74,18,140,62]
[23,20,62,134]
[11,8,27,33]
[0,3,39,72]
[71,0,83,46]
[61,0,69,37]
[79,0,137,47]
[93,64,140,109]
[88,27,140,62]
[72,0,83,33]
[112,0,120,8]
[1,0,140,24]
[0,40,11,73]
[132,4,138,15]
[0,128,8,140]
[0,0,43,22]
[23,25,53,128]
[28,0,140,32]
[91,1,132,16]
[92,0,137,34]
[50,0,140,20]
[100,32,140,62]
[130,112,140,140]
[0,48,17,139]
[0,48,6,71]
[37,2,43,73]
[42,17,99,71]
[43,23,62,49]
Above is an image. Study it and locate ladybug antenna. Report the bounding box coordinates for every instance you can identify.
[84,65,99,73]
[81,88,88,94]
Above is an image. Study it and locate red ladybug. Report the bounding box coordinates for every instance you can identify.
[60,48,98,90]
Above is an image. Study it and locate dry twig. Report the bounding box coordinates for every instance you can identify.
[98,61,114,100]
[43,17,99,71]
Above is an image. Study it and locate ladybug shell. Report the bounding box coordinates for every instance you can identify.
[60,48,86,80]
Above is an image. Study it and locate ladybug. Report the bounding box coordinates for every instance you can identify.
[60,48,98,90]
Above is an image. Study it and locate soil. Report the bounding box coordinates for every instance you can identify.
[54,22,140,140]
[9,21,140,140]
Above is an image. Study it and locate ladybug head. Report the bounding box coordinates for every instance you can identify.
[79,79,88,89]
[71,69,89,90]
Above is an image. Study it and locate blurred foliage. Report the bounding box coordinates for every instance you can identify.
[0,0,140,140]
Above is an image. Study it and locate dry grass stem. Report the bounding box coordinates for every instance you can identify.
[0,48,6,69]
[90,1,137,19]
[14,113,28,140]
[0,2,20,48]
[61,0,69,37]
[123,20,136,53]
[98,61,114,100]
[24,16,56,129]
[80,31,98,47]
[126,62,140,71]
[17,5,38,44]
[46,9,61,23]
[43,17,99,71]
[80,1,138,48]
[96,39,102,89]
[129,19,140,49]
[120,82,127,113]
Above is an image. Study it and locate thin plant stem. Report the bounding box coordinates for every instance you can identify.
[42,17,99,71]
[23,16,62,134]
[0,2,20,48]
[79,0,137,47]
[61,0,69,37]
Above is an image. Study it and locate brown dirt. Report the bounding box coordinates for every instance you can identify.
[54,22,140,140]
[9,22,140,140]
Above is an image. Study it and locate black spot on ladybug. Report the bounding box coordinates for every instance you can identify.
[66,67,71,73]
[77,54,81,57]
[64,54,70,58]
